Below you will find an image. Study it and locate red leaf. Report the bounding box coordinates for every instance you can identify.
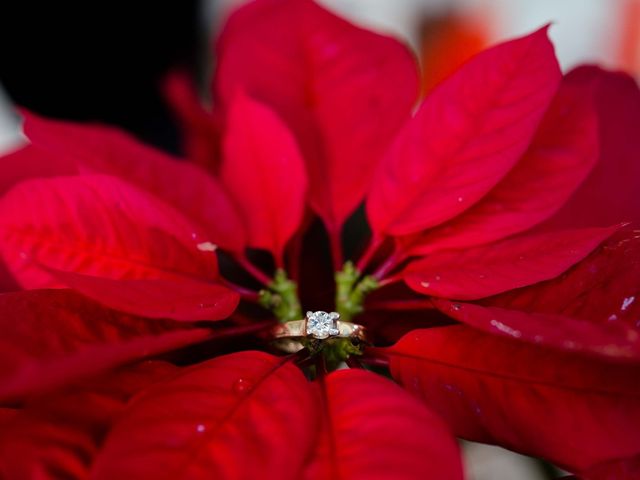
[0,409,16,426]
[577,455,640,480]
[22,111,246,252]
[399,73,599,255]
[0,362,177,479]
[215,0,418,230]
[367,27,561,236]
[0,143,74,291]
[435,301,640,362]
[486,229,640,319]
[0,289,213,402]
[221,93,307,262]
[404,226,616,300]
[386,325,640,472]
[0,144,75,196]
[163,70,221,171]
[48,268,239,321]
[545,66,640,229]
[91,351,318,479]
[306,369,463,479]
[458,229,640,359]
[0,174,216,288]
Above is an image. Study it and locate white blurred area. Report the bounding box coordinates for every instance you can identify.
[0,88,22,156]
[1,0,637,156]
[215,0,639,73]
[318,0,635,71]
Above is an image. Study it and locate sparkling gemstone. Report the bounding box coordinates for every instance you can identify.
[306,311,339,339]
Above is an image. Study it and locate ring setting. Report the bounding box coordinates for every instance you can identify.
[305,311,340,339]
[271,311,368,348]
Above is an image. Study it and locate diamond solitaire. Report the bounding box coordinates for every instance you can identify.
[305,311,340,339]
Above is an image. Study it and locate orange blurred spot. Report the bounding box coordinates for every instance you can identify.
[419,13,492,95]
[617,0,640,76]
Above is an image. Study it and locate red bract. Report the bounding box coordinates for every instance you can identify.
[215,0,419,260]
[384,326,640,473]
[221,92,307,264]
[366,26,560,236]
[0,0,639,478]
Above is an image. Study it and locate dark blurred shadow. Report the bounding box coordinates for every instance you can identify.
[0,0,205,154]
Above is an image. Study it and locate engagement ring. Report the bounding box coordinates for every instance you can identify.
[272,311,368,352]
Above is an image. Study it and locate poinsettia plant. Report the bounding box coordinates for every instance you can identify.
[1,0,640,478]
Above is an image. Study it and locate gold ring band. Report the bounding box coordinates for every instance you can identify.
[271,311,368,343]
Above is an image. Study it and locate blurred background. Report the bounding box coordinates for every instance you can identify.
[0,1,638,477]
[0,0,638,157]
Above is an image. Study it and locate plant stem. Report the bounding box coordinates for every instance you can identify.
[356,234,384,272]
[219,278,260,302]
[359,350,390,368]
[234,254,273,286]
[214,319,276,339]
[372,248,406,280]
[376,273,404,288]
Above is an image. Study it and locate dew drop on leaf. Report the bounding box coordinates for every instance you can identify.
[489,319,522,338]
[621,296,635,311]
[197,241,218,252]
[233,378,252,393]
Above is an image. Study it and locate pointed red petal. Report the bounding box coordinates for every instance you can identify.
[0,289,213,402]
[306,369,463,479]
[448,229,640,360]
[0,174,216,288]
[367,27,561,236]
[48,268,239,321]
[163,71,221,171]
[91,351,317,479]
[22,111,246,252]
[221,93,307,262]
[215,0,418,230]
[486,229,640,318]
[0,144,75,195]
[0,362,176,479]
[404,226,616,300]
[0,143,75,291]
[435,300,640,362]
[545,66,640,229]
[400,73,599,254]
[577,455,640,480]
[387,325,640,473]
